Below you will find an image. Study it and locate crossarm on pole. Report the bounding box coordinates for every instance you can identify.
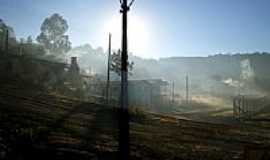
[128,0,135,7]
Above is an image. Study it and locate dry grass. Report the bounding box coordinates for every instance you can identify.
[0,82,270,159]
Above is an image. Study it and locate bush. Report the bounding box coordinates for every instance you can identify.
[128,107,147,123]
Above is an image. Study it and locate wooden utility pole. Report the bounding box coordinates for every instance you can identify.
[19,42,23,55]
[0,29,3,51]
[238,79,241,96]
[5,29,8,53]
[172,81,175,104]
[119,0,135,159]
[106,33,112,104]
[186,75,189,104]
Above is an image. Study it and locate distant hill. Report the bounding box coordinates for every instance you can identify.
[68,44,270,97]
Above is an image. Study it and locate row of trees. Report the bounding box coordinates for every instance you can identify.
[0,14,72,60]
[1,13,134,76]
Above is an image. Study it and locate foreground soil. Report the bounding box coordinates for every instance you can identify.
[0,82,270,160]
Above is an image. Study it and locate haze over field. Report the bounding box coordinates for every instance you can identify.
[68,44,270,98]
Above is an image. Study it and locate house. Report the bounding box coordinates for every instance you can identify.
[105,79,170,107]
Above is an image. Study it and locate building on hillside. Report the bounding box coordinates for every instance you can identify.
[87,79,170,107]
[65,57,83,90]
[127,79,170,107]
[69,57,80,74]
[0,53,68,86]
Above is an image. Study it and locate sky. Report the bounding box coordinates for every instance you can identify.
[1,0,270,58]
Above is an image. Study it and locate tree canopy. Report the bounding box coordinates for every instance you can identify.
[111,49,134,76]
[37,13,71,58]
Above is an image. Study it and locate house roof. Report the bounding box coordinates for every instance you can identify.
[110,79,169,86]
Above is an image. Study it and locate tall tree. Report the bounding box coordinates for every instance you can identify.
[36,13,71,58]
[26,36,33,44]
[110,49,134,76]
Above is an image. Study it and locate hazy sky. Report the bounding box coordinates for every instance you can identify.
[1,0,270,58]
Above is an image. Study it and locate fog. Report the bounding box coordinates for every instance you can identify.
[68,44,270,102]
[1,9,270,159]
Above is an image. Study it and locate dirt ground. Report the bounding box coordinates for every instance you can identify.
[0,82,270,160]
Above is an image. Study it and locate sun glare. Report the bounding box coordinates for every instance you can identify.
[102,14,150,58]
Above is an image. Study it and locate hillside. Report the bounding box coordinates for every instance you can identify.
[68,45,270,98]
[0,79,270,159]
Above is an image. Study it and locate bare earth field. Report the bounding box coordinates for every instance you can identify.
[0,82,270,160]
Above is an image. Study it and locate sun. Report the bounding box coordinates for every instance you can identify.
[102,14,150,57]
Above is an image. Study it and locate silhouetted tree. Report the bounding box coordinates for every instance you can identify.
[110,49,134,76]
[26,36,33,44]
[19,38,25,44]
[36,13,71,58]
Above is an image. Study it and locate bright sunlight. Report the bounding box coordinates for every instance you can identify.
[102,14,150,58]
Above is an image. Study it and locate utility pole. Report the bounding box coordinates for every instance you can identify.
[19,42,23,55]
[119,0,135,159]
[0,29,3,52]
[186,75,189,104]
[172,81,175,104]
[5,29,8,53]
[238,79,241,96]
[106,33,112,104]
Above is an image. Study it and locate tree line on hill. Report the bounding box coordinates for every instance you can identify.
[2,13,270,99]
